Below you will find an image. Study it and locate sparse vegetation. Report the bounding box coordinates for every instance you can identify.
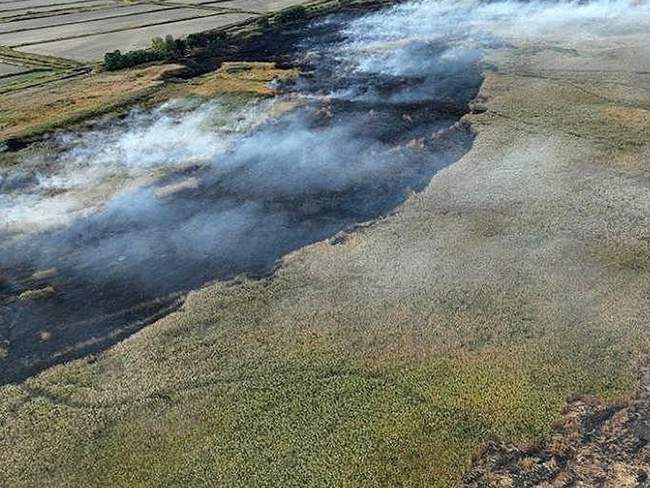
[0,65,172,143]
[0,61,297,144]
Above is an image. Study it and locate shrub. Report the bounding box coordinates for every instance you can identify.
[151,35,186,56]
[104,50,124,70]
[275,6,307,24]
[104,48,162,71]
[151,36,166,53]
[164,34,175,52]
[172,38,187,56]
[104,35,187,71]
[187,33,209,49]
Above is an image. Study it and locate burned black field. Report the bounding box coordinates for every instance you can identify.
[0,14,482,384]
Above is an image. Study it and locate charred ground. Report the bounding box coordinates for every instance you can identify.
[0,11,482,384]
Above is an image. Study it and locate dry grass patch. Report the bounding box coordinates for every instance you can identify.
[604,105,650,130]
[0,62,298,143]
[184,62,298,97]
[144,61,300,104]
[0,65,172,142]
[18,286,56,302]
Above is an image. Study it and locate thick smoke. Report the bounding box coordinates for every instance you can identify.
[1,0,648,383]
[0,99,276,235]
[341,0,650,47]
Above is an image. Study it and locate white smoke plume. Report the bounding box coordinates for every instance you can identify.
[2,0,648,237]
[0,98,278,235]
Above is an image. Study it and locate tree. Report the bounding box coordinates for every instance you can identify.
[151,36,166,53]
[104,50,124,70]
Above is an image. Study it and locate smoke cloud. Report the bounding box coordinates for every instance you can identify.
[0,99,276,235]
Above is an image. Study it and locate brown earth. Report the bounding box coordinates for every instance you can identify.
[464,361,650,488]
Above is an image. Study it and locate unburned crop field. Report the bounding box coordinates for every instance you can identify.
[0,7,224,47]
[0,61,27,75]
[0,0,304,72]
[0,0,115,19]
[0,4,174,34]
[20,12,254,61]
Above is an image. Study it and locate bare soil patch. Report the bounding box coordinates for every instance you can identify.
[464,361,650,487]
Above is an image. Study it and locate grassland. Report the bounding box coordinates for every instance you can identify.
[0,22,649,487]
[0,325,637,486]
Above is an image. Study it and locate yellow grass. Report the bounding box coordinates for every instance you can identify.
[0,62,298,143]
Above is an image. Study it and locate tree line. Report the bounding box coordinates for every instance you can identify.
[103,6,308,71]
